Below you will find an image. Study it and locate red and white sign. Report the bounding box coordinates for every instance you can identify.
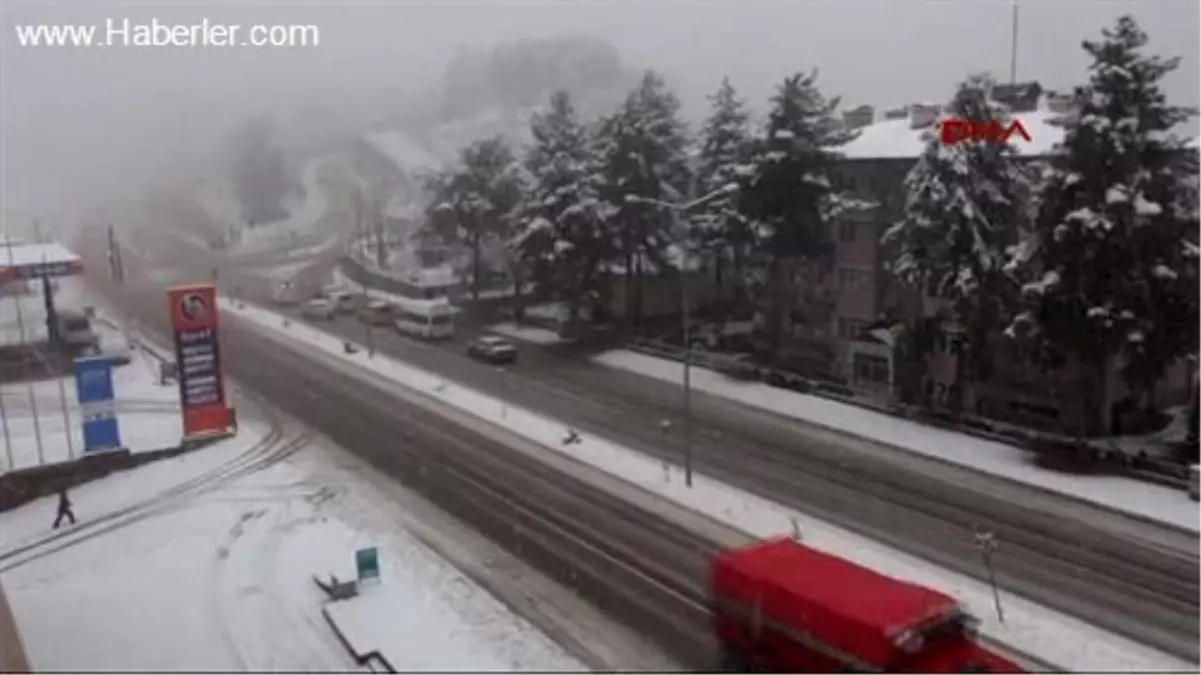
[167,283,233,439]
[939,118,1032,146]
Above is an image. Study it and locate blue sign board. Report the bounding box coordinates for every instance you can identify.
[74,355,122,454]
[355,547,380,585]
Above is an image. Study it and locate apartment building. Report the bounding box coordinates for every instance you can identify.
[817,87,1195,433]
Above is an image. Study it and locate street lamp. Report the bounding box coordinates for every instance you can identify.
[623,181,740,488]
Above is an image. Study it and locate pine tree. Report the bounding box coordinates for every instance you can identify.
[695,78,755,317]
[1006,15,1199,434]
[594,71,693,330]
[741,71,866,359]
[515,91,612,330]
[881,74,1034,412]
[423,136,527,300]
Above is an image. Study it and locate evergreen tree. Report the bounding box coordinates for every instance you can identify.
[515,91,613,329]
[695,78,755,316]
[594,70,693,330]
[1006,15,1199,434]
[423,136,527,300]
[882,74,1034,412]
[741,71,866,359]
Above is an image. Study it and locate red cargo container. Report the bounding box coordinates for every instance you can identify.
[710,537,1026,673]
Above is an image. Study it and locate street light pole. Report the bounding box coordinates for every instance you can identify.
[624,182,736,490]
[673,206,695,488]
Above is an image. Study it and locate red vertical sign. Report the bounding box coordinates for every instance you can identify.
[167,283,232,439]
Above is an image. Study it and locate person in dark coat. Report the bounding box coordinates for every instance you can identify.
[53,488,76,529]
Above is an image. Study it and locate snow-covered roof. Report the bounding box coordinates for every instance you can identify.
[841,110,1066,160]
[365,131,444,173]
[0,242,83,282]
[0,242,79,267]
[842,106,1200,161]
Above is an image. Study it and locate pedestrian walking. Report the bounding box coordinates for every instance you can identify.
[53,488,76,529]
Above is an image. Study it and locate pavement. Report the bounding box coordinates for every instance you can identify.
[0,579,29,673]
[90,177,1201,662]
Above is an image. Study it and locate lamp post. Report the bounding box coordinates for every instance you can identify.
[623,182,738,488]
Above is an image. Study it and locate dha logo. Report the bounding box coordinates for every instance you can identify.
[939,118,1032,146]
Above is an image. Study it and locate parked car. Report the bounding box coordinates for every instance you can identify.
[302,298,337,321]
[712,354,762,381]
[467,335,518,364]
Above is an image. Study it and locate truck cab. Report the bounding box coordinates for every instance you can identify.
[709,537,1025,673]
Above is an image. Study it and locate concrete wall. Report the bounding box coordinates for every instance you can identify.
[0,579,29,673]
[0,445,194,513]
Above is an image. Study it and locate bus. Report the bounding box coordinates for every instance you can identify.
[392,296,455,340]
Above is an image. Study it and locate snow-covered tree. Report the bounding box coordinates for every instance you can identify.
[694,78,755,314]
[515,90,613,328]
[740,71,867,358]
[1006,15,1199,433]
[423,136,527,300]
[594,70,693,329]
[881,74,1035,411]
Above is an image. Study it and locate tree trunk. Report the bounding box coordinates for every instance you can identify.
[1092,360,1109,438]
[733,245,748,309]
[510,261,524,324]
[471,228,481,302]
[948,330,965,416]
[713,251,727,328]
[764,255,794,365]
[632,254,644,334]
[629,248,638,329]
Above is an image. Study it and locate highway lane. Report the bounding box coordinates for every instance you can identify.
[103,200,1201,659]
[81,245,728,671]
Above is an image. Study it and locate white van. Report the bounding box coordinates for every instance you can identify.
[393,296,455,340]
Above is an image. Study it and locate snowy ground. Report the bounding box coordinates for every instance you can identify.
[488,322,564,346]
[220,298,1194,673]
[0,392,585,672]
[592,350,1199,533]
[0,282,182,473]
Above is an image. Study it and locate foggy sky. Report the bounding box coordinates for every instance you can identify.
[2,0,1198,236]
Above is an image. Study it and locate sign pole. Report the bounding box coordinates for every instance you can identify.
[6,240,45,465]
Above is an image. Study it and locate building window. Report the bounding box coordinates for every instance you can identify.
[837,266,871,292]
[838,221,857,243]
[838,317,869,340]
[854,353,890,385]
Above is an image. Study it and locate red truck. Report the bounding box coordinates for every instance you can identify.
[710,537,1027,673]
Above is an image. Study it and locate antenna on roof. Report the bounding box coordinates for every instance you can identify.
[1009,0,1019,86]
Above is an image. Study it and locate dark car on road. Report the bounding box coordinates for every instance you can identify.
[467,335,518,365]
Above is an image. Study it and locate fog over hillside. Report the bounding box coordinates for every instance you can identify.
[2,0,1196,238]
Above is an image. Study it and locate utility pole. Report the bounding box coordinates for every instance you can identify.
[1009,0,1019,86]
